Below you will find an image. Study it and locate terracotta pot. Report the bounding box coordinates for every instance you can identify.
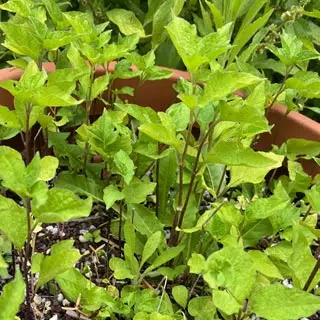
[0,62,319,176]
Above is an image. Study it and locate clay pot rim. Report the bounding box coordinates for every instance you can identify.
[0,61,319,141]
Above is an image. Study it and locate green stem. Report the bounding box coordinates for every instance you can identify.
[303,242,320,291]
[168,112,194,246]
[216,165,227,198]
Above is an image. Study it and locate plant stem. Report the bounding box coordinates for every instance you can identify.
[155,145,160,217]
[82,66,95,175]
[168,113,194,246]
[303,242,320,291]
[118,200,123,258]
[267,65,293,112]
[216,165,227,198]
[23,198,34,319]
[178,121,216,228]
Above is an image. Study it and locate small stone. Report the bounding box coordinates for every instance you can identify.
[79,235,88,243]
[49,315,58,320]
[33,294,42,305]
[57,293,64,302]
[62,299,70,306]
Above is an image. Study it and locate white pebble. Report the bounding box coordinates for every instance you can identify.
[57,293,64,302]
[49,315,58,320]
[62,299,70,306]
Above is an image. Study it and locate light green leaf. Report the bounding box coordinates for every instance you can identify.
[39,156,58,181]
[306,185,320,212]
[0,195,27,249]
[158,148,178,225]
[267,31,319,66]
[248,250,283,279]
[107,9,145,37]
[114,150,135,185]
[201,70,262,104]
[123,178,156,204]
[249,284,320,320]
[37,242,81,289]
[109,257,134,280]
[31,253,44,273]
[147,245,185,271]
[228,9,273,63]
[204,246,256,313]
[55,172,104,202]
[207,141,281,168]
[90,73,110,100]
[172,285,188,308]
[139,112,180,148]
[0,270,25,320]
[188,296,216,320]
[0,146,29,197]
[166,103,190,131]
[56,268,93,302]
[0,106,20,128]
[229,153,284,186]
[152,0,185,48]
[188,253,206,274]
[286,138,320,159]
[32,188,92,223]
[140,231,162,268]
[103,185,125,209]
[115,103,159,123]
[131,204,164,237]
[288,224,320,291]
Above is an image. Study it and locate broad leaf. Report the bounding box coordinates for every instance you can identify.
[32,188,92,223]
[107,9,145,37]
[103,185,125,209]
[140,231,162,268]
[249,284,320,320]
[172,285,188,308]
[0,195,28,249]
[37,241,81,289]
[0,270,25,320]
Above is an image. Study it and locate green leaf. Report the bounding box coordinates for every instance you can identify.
[158,148,178,224]
[140,231,162,268]
[56,268,93,302]
[103,185,125,209]
[207,141,282,168]
[114,150,135,185]
[166,103,190,131]
[228,9,273,63]
[0,106,20,129]
[201,70,262,104]
[0,0,32,16]
[306,185,320,212]
[288,224,320,291]
[249,284,320,320]
[31,253,44,273]
[123,178,156,204]
[32,188,92,223]
[0,270,25,320]
[55,172,104,202]
[204,246,256,315]
[0,20,42,60]
[109,257,134,280]
[90,73,110,100]
[147,245,185,271]
[286,138,320,159]
[188,253,206,274]
[172,285,188,308]
[124,220,136,256]
[152,0,185,48]
[248,250,283,279]
[131,204,164,237]
[115,103,159,123]
[188,296,216,320]
[166,16,231,72]
[229,152,284,186]
[139,113,180,148]
[0,146,30,197]
[0,195,27,249]
[37,241,81,289]
[107,9,145,37]
[39,156,58,181]
[267,31,319,66]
